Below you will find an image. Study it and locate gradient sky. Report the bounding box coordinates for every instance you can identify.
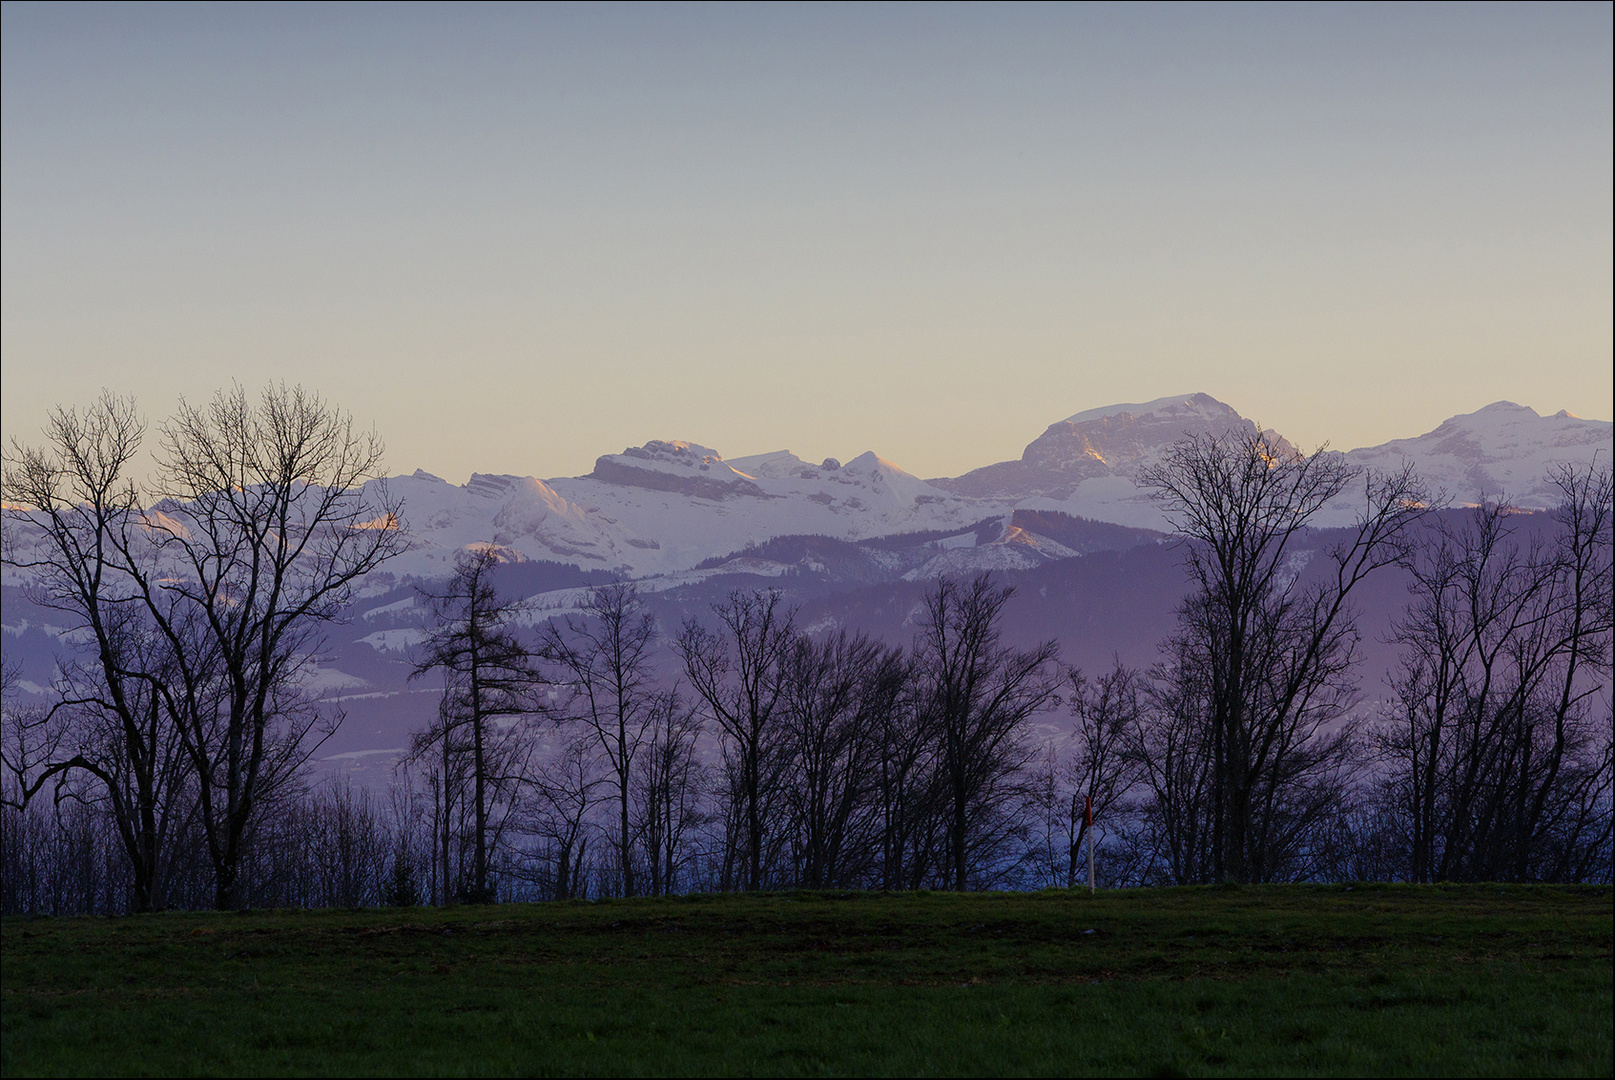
[3,3,1610,483]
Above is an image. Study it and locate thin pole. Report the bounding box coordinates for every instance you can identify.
[1086,795,1095,893]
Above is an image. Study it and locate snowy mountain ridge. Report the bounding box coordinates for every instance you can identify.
[1338,400,1610,512]
[4,394,1607,769]
[363,394,1608,582]
[4,395,1607,590]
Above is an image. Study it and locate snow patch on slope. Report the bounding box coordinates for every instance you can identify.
[1339,402,1611,512]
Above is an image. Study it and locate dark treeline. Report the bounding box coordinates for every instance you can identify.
[3,397,1611,914]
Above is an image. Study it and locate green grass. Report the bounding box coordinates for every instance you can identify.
[4,883,1611,1076]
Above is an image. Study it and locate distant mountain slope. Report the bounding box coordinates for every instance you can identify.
[322,394,1610,585]
[933,394,1611,528]
[932,393,1294,500]
[1339,401,1611,511]
[0,507,1580,779]
[367,440,991,581]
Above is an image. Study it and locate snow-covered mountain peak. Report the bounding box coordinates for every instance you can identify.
[612,440,728,472]
[12,394,1590,593]
[1027,392,1275,473]
[1362,400,1608,453]
[1473,400,1536,416]
[585,440,767,501]
[369,470,629,577]
[937,391,1288,510]
[843,451,915,480]
[726,450,815,480]
[1340,402,1611,510]
[1061,392,1233,427]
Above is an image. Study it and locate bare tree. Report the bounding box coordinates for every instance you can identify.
[777,630,897,888]
[411,547,538,903]
[1056,661,1144,887]
[868,649,939,890]
[633,690,706,896]
[536,584,660,896]
[3,395,194,910]
[127,384,406,909]
[1382,462,1613,882]
[1140,429,1427,882]
[523,733,602,900]
[305,780,389,909]
[44,617,198,911]
[1129,638,1216,885]
[381,771,429,907]
[407,694,476,904]
[677,589,795,891]
[914,575,1059,891]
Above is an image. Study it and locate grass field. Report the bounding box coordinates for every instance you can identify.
[3,883,1610,1077]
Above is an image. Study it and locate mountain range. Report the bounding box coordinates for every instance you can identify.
[371,393,1610,583]
[3,393,1609,775]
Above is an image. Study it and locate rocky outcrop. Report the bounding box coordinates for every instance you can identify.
[587,457,768,500]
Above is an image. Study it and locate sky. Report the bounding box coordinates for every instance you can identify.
[3,2,1611,484]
